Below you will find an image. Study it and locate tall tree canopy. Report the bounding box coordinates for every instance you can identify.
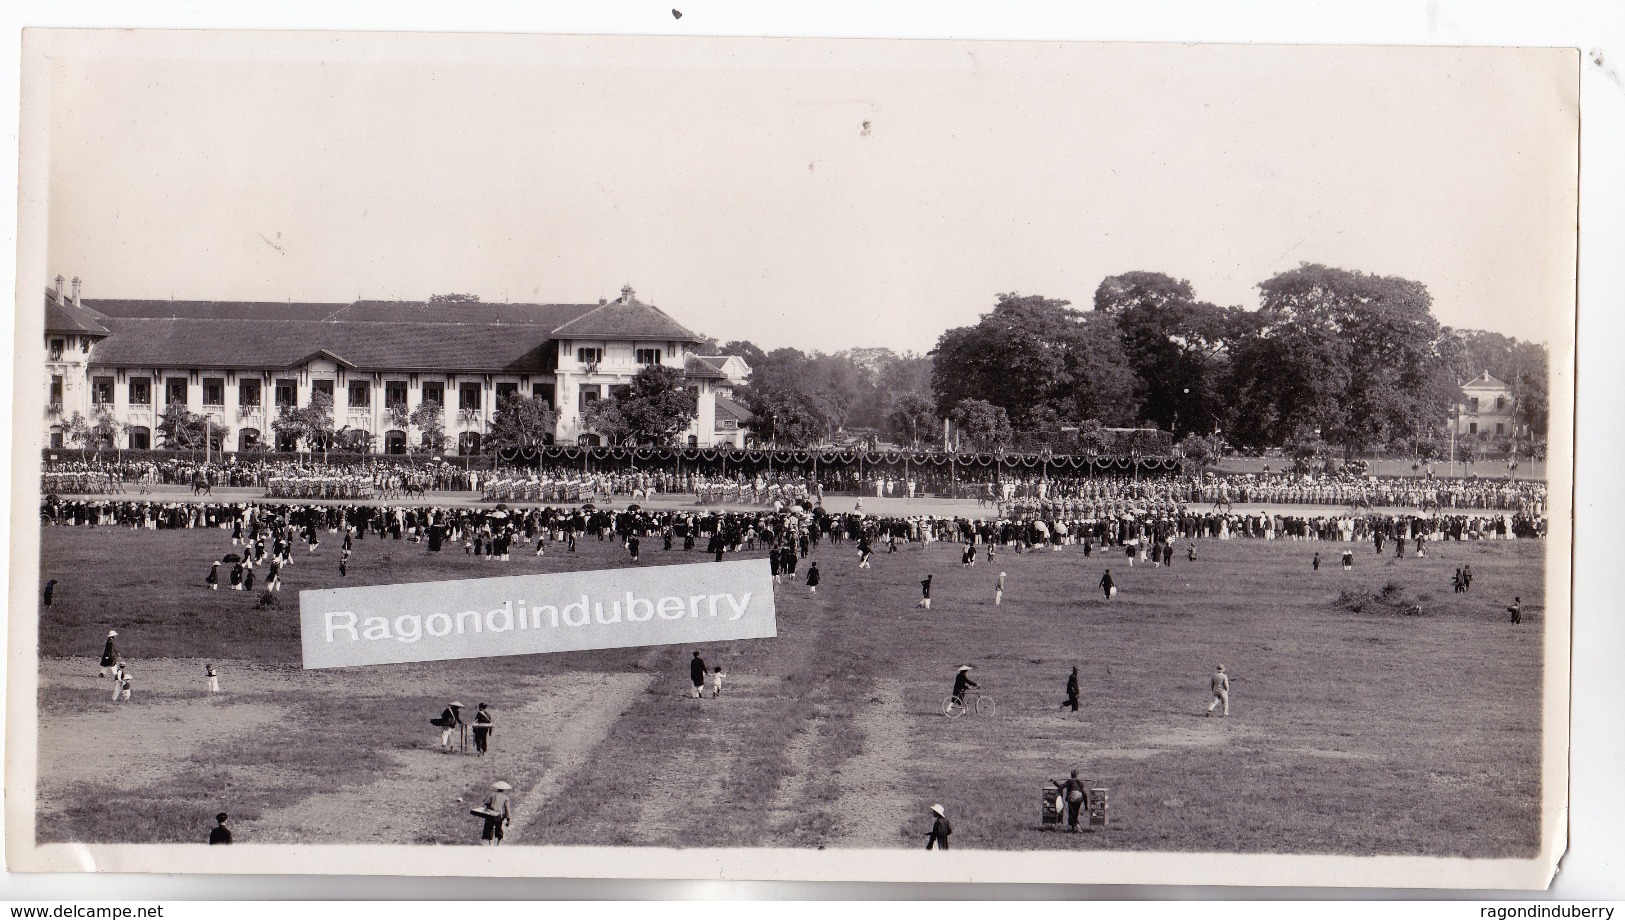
[1227,263,1459,454]
[930,292,1138,441]
[1094,271,1239,437]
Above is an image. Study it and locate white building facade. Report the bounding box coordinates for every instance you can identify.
[44,282,751,454]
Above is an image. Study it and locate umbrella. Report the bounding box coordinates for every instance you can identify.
[221,553,242,563]
[487,511,509,520]
[627,503,642,512]
[581,502,596,512]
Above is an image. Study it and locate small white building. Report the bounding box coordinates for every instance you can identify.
[42,280,752,453]
[1455,371,1518,438]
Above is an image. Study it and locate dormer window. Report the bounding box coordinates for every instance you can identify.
[48,339,64,360]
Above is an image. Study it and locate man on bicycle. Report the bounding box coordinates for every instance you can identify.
[951,665,978,707]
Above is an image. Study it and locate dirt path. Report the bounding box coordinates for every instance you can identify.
[829,679,915,848]
[248,672,650,844]
[761,713,824,841]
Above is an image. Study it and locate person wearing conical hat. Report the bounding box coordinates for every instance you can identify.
[437,701,465,752]
[925,804,952,850]
[950,665,978,708]
[98,630,118,678]
[479,781,512,846]
[205,561,220,590]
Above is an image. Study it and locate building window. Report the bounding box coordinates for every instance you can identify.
[458,431,482,456]
[239,429,261,451]
[1496,422,1506,435]
[578,384,602,411]
[274,379,297,408]
[202,378,225,406]
[349,381,371,408]
[495,382,519,406]
[128,426,151,450]
[48,339,64,360]
[49,375,63,407]
[239,379,262,408]
[576,347,604,366]
[384,381,408,410]
[422,381,444,408]
[165,378,188,406]
[311,379,335,404]
[533,382,555,408]
[1469,422,1479,434]
[129,378,151,406]
[635,348,662,365]
[92,376,115,406]
[459,382,482,412]
[1495,396,1506,411]
[50,428,64,448]
[1468,397,1480,413]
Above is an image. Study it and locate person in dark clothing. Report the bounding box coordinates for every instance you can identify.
[1508,596,1522,624]
[1312,552,1321,571]
[769,546,782,583]
[471,703,494,755]
[805,562,820,595]
[628,535,640,563]
[690,651,708,699]
[951,665,978,706]
[917,575,933,610]
[209,813,232,845]
[1051,769,1088,831]
[1064,666,1080,712]
[98,630,118,678]
[926,804,951,850]
[1099,569,1115,601]
[42,579,56,607]
[1462,564,1474,591]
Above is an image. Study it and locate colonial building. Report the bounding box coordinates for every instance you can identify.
[42,279,751,454]
[1454,370,1518,438]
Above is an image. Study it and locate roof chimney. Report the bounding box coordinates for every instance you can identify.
[599,297,608,306]
[620,284,635,304]
[54,274,64,300]
[71,276,82,307]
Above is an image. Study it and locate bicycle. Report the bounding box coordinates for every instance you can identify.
[943,693,995,718]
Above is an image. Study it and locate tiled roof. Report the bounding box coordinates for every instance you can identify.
[91,318,558,373]
[77,289,701,371]
[1464,370,1510,390]
[86,298,597,327]
[715,393,753,424]
[684,355,730,378]
[551,287,702,342]
[44,290,112,335]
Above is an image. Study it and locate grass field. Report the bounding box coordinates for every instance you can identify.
[34,521,1545,855]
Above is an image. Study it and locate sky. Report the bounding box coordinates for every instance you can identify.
[38,32,1577,354]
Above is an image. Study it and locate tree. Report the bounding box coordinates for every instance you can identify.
[157,404,228,452]
[1227,264,1457,455]
[617,365,699,446]
[740,385,837,448]
[408,399,447,455]
[486,395,559,452]
[887,393,938,448]
[271,388,335,456]
[428,293,482,304]
[580,396,632,445]
[1094,271,1239,437]
[949,399,1014,452]
[1451,329,1550,439]
[930,292,1139,442]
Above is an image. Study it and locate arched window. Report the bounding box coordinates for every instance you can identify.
[128,426,151,450]
[459,431,482,456]
[576,433,601,447]
[238,429,261,452]
[385,430,408,455]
